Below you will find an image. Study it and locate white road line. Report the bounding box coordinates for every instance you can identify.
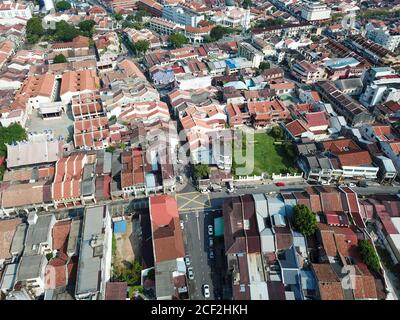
[196,212,201,241]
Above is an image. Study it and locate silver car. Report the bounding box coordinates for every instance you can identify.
[184,256,190,266]
[203,284,210,298]
[187,267,194,280]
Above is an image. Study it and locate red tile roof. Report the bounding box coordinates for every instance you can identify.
[52,220,71,254]
[286,119,308,137]
[305,111,328,128]
[150,195,185,263]
[312,263,344,300]
[337,151,372,167]
[0,218,21,260]
[150,195,179,226]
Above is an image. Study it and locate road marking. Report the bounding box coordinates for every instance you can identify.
[175,192,212,211]
[196,212,201,241]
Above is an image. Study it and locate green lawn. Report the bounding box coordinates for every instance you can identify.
[233,132,297,176]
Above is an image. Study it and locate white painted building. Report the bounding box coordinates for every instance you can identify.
[162,4,204,28]
[211,6,251,29]
[301,1,331,22]
[238,42,264,68]
[0,2,33,20]
[366,23,400,52]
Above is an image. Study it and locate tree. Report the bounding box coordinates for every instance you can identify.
[78,20,96,37]
[210,25,234,41]
[358,240,381,274]
[114,13,123,21]
[255,18,285,29]
[26,16,44,44]
[259,61,270,71]
[203,35,213,43]
[311,35,319,42]
[242,0,251,9]
[109,115,117,125]
[55,0,71,12]
[53,53,67,64]
[134,10,149,23]
[270,126,284,140]
[106,146,116,153]
[147,268,155,281]
[168,32,189,48]
[292,204,317,236]
[114,260,142,285]
[0,123,27,156]
[194,164,210,179]
[54,21,80,42]
[126,14,135,21]
[133,39,150,55]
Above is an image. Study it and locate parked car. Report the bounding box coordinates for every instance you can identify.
[187,267,194,280]
[203,284,210,298]
[358,180,368,188]
[348,183,356,187]
[208,225,213,236]
[180,221,184,230]
[209,249,215,260]
[184,256,190,266]
[275,181,285,187]
[209,237,214,247]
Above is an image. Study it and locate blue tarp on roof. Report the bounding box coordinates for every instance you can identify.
[113,220,127,234]
[225,59,236,69]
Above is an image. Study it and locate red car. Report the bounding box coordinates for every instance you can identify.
[275,181,285,187]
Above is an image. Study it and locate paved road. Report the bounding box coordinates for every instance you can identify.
[181,210,217,300]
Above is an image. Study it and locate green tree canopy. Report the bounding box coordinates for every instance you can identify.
[133,39,150,55]
[26,16,44,44]
[270,125,284,140]
[255,18,285,28]
[292,204,317,236]
[126,14,135,21]
[259,61,270,71]
[210,25,234,41]
[78,20,96,37]
[114,13,123,21]
[242,0,251,9]
[194,164,210,179]
[114,260,142,285]
[53,53,67,64]
[54,20,80,42]
[135,10,149,22]
[358,240,381,274]
[55,0,71,12]
[168,32,189,48]
[0,123,27,156]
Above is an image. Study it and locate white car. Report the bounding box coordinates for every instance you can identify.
[184,256,190,266]
[203,284,210,298]
[187,267,194,280]
[348,183,356,187]
[208,225,213,236]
